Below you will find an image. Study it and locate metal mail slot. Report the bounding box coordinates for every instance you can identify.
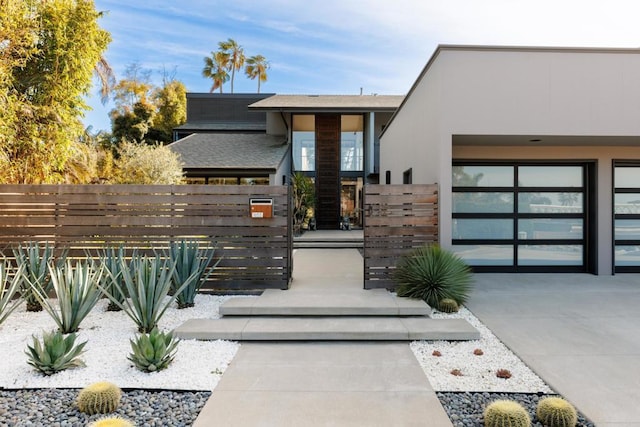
[250,198,273,218]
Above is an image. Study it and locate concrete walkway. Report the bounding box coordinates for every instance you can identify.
[193,249,454,426]
[194,342,452,427]
[468,273,640,427]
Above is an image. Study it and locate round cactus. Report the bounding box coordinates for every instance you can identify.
[88,416,134,427]
[536,397,577,427]
[77,381,122,415]
[484,400,531,427]
[437,298,459,313]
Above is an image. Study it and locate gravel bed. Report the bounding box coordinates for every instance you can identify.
[437,392,596,427]
[0,388,210,426]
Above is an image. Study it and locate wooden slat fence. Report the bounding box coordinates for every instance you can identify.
[363,184,438,289]
[0,184,292,291]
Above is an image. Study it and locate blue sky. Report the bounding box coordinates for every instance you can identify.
[85,0,640,131]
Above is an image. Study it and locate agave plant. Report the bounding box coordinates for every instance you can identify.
[0,261,25,326]
[99,254,187,333]
[31,260,104,334]
[166,240,219,309]
[13,242,56,312]
[98,246,133,312]
[393,244,473,309]
[128,327,179,372]
[25,329,87,375]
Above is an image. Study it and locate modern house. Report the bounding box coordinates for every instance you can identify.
[380,45,640,275]
[170,93,403,230]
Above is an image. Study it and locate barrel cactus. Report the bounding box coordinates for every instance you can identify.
[484,400,531,427]
[77,381,122,415]
[536,397,577,427]
[438,298,459,313]
[88,416,134,427]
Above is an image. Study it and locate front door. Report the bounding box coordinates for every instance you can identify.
[315,115,340,229]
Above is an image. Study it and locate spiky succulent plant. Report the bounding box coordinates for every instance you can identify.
[128,327,179,372]
[484,400,531,427]
[25,330,87,375]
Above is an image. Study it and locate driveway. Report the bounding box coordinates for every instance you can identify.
[467,273,640,427]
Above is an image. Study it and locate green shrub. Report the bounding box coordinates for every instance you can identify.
[166,240,219,309]
[113,141,184,184]
[437,298,459,313]
[394,244,472,309]
[13,242,56,312]
[32,260,103,334]
[88,416,135,427]
[536,397,577,427]
[77,381,121,415]
[128,327,179,372]
[25,329,87,375]
[0,262,25,326]
[484,400,531,427]
[100,254,185,333]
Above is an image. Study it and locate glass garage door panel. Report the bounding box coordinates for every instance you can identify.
[453,219,513,239]
[451,245,513,266]
[452,166,514,187]
[453,192,514,213]
[614,164,640,270]
[518,245,583,266]
[518,166,583,187]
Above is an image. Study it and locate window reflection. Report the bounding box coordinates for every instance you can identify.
[293,115,315,171]
[518,166,582,187]
[452,166,513,187]
[341,115,363,171]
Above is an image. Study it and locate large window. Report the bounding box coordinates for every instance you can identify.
[613,163,640,271]
[452,163,591,272]
[293,115,315,171]
[341,115,363,171]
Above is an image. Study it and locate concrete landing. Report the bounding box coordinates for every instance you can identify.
[220,288,432,316]
[175,317,479,341]
[193,342,453,427]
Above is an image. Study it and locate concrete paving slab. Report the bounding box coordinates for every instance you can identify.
[175,317,479,341]
[219,288,432,316]
[467,273,640,426]
[173,318,248,340]
[401,318,481,341]
[193,342,453,427]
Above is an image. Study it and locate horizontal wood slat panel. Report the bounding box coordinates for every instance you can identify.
[0,184,291,291]
[364,184,439,290]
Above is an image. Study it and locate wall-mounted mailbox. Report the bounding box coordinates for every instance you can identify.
[250,198,273,218]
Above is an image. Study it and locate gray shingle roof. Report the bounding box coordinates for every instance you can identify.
[168,133,288,170]
[249,95,404,111]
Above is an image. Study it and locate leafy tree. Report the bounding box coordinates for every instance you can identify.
[110,64,186,145]
[202,51,230,93]
[219,38,245,93]
[245,55,270,93]
[152,79,187,142]
[0,0,111,183]
[113,141,184,184]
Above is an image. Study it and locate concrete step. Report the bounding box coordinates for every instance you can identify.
[293,241,363,249]
[174,317,480,341]
[219,289,432,317]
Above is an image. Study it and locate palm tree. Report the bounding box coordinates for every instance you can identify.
[245,55,269,93]
[218,38,245,93]
[202,51,230,93]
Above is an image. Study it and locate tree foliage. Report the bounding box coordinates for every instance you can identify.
[202,39,268,93]
[245,55,270,93]
[110,64,186,145]
[0,0,111,183]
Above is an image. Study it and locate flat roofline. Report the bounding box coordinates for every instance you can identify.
[380,44,640,139]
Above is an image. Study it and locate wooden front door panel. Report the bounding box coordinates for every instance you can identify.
[315,115,340,229]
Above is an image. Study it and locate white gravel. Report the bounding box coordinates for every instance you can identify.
[2,295,552,395]
[0,295,240,391]
[411,307,552,393]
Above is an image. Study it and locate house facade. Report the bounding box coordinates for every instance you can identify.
[380,45,640,275]
[170,93,402,230]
